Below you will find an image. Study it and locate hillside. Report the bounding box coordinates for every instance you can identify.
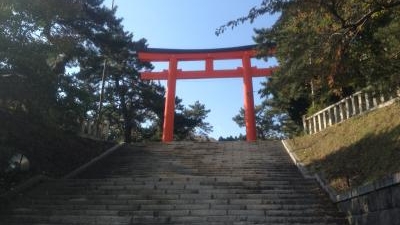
[287,101,400,192]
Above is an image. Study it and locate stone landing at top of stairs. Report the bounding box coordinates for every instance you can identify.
[0,141,347,225]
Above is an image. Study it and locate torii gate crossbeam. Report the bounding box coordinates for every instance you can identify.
[138,45,276,142]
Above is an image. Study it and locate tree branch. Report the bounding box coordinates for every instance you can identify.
[321,0,347,27]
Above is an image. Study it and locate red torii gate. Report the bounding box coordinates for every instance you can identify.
[138,45,276,142]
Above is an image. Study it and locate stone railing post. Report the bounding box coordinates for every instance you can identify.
[358,93,363,113]
[81,121,86,135]
[333,105,338,124]
[308,117,312,134]
[302,115,308,134]
[313,116,318,134]
[339,103,344,123]
[345,99,350,119]
[351,95,356,116]
[104,120,110,139]
[317,113,322,132]
[365,92,370,110]
[372,92,378,108]
[87,121,92,136]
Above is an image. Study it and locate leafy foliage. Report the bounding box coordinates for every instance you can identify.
[222,0,400,135]
[174,100,213,140]
[0,0,213,144]
[218,135,246,141]
[0,0,215,191]
[0,0,118,129]
[232,103,282,139]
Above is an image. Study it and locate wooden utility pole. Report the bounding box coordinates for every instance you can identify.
[96,0,115,137]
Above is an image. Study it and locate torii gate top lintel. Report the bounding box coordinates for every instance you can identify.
[138,44,276,62]
[143,44,257,52]
[138,44,277,142]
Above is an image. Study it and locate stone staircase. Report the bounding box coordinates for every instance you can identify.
[0,141,347,224]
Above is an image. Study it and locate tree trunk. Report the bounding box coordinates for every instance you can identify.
[124,120,132,143]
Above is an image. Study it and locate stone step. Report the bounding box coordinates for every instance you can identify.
[0,141,346,225]
[14,197,328,207]
[40,178,318,187]
[0,214,346,225]
[43,182,319,191]
[27,187,322,196]
[72,175,314,181]
[96,171,302,175]
[0,215,131,225]
[10,202,333,211]
[16,193,324,203]
[8,208,342,219]
[27,181,321,192]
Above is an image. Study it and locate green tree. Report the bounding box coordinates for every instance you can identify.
[174,100,213,140]
[0,0,215,144]
[219,0,400,135]
[77,20,152,142]
[232,103,281,139]
[0,0,121,131]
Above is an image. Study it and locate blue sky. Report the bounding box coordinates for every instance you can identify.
[104,0,278,139]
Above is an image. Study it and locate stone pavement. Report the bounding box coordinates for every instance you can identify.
[0,141,347,224]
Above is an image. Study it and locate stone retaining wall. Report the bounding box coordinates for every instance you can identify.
[282,140,400,225]
[335,172,400,225]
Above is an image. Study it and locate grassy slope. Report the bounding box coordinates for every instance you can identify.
[287,101,400,192]
[0,109,114,193]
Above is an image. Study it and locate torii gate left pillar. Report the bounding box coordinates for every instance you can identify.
[138,45,276,142]
[163,57,177,142]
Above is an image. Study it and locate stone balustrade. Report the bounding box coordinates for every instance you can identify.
[303,90,399,134]
[80,120,110,140]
